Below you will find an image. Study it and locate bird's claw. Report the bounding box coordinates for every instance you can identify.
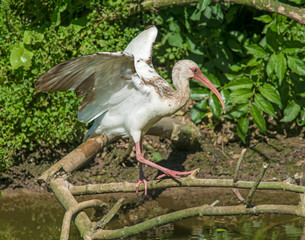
[157,169,194,180]
[136,178,148,196]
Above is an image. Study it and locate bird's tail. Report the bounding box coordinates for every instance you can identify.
[82,122,98,142]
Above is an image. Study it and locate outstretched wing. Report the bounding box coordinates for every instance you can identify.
[36,51,136,123]
[36,26,170,124]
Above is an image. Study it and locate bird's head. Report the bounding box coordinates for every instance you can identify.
[175,60,226,113]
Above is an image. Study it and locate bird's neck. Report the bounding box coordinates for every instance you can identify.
[171,70,190,109]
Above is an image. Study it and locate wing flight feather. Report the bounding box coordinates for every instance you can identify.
[36,52,136,122]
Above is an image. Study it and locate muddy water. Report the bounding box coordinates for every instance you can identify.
[0,188,304,240]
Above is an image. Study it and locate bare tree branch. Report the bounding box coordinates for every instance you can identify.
[246,162,269,207]
[129,0,305,25]
[50,178,93,240]
[69,177,305,195]
[93,198,125,230]
[38,117,200,183]
[37,118,305,240]
[38,135,112,183]
[61,200,108,240]
[91,203,305,239]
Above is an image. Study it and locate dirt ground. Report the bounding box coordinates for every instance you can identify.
[1,113,305,195]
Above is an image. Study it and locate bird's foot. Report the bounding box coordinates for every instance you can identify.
[157,169,194,180]
[136,178,148,196]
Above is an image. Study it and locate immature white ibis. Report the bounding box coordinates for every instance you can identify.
[36,25,225,195]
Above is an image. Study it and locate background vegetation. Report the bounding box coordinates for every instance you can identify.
[1,0,304,170]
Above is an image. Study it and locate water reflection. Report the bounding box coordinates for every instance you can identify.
[0,188,304,239]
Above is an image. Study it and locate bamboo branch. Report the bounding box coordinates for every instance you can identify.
[128,0,305,25]
[69,177,305,195]
[61,200,108,240]
[91,203,305,239]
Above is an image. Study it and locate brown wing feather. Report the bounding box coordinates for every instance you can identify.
[36,52,135,116]
[74,72,96,111]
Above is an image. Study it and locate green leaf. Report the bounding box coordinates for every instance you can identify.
[254,15,272,23]
[10,43,33,69]
[167,32,183,47]
[23,30,31,44]
[186,37,203,55]
[190,9,202,21]
[280,100,301,122]
[266,53,276,78]
[297,110,305,126]
[250,103,266,133]
[254,94,277,118]
[237,115,249,143]
[245,44,268,58]
[266,29,280,52]
[52,4,67,26]
[225,103,249,119]
[197,0,212,12]
[169,22,181,32]
[279,79,289,107]
[209,94,221,118]
[151,152,163,162]
[259,83,281,107]
[283,40,305,54]
[287,56,305,76]
[69,17,88,33]
[287,0,305,4]
[190,88,210,100]
[226,78,253,91]
[229,88,253,104]
[227,38,243,53]
[190,100,207,124]
[274,52,286,84]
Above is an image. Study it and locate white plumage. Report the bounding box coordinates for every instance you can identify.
[36,26,225,195]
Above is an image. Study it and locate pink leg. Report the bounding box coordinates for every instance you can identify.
[135,142,194,180]
[136,162,147,195]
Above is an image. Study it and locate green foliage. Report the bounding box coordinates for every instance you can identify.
[154,2,305,144]
[1,0,305,169]
[0,0,151,170]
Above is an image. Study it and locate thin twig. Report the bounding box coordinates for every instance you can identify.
[232,149,247,203]
[210,200,220,206]
[233,148,247,184]
[246,162,270,207]
[93,198,125,230]
[232,188,245,203]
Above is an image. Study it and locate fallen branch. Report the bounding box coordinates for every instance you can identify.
[91,203,305,239]
[37,119,305,239]
[61,199,108,240]
[69,177,305,195]
[38,135,112,183]
[38,117,200,183]
[50,178,92,240]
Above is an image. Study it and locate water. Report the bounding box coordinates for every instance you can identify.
[0,188,304,240]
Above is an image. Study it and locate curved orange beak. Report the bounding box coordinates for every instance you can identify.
[193,72,226,114]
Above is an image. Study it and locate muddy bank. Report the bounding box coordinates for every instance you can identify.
[1,129,305,195]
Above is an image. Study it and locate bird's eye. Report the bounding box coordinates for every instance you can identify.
[193,68,197,73]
